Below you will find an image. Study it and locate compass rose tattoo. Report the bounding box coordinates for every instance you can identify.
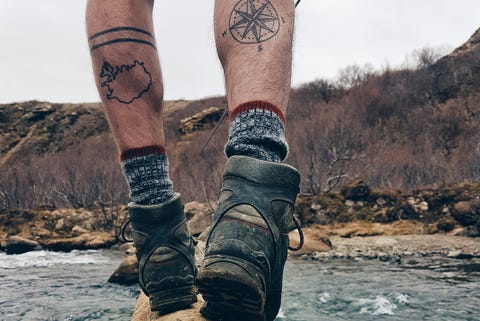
[229,0,280,44]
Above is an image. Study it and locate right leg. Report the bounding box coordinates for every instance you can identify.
[197,1,301,321]
[86,0,196,313]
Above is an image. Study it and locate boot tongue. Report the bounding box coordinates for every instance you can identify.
[128,193,184,225]
[225,156,300,193]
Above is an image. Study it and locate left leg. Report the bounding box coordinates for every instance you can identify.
[86,0,196,314]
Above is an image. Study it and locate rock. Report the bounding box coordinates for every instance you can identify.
[451,27,480,56]
[179,107,225,135]
[55,218,65,230]
[131,291,208,321]
[373,208,389,223]
[418,202,429,211]
[288,226,332,256]
[119,242,136,255]
[5,235,42,254]
[407,197,416,206]
[71,225,89,236]
[447,250,474,259]
[35,227,52,237]
[39,232,116,251]
[340,179,370,200]
[185,202,213,237]
[307,203,331,225]
[108,255,138,285]
[436,216,457,232]
[376,197,387,206]
[452,200,480,227]
[464,225,480,237]
[450,227,467,236]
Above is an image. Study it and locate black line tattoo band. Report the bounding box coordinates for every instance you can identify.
[90,38,156,51]
[88,26,153,41]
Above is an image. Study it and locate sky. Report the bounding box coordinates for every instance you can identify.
[0,0,479,104]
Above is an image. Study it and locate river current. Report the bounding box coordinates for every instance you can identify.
[0,250,479,321]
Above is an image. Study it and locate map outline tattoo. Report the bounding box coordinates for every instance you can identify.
[99,60,152,104]
[229,0,280,44]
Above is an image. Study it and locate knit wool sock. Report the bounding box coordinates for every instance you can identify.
[120,146,174,205]
[225,101,288,163]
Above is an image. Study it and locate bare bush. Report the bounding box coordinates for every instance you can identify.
[337,63,375,89]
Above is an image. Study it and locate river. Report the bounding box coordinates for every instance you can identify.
[0,250,479,321]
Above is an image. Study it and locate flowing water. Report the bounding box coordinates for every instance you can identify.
[0,250,479,321]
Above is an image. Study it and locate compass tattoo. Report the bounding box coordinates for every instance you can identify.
[229,0,280,44]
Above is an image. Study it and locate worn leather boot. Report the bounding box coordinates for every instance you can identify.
[128,193,197,314]
[196,156,302,321]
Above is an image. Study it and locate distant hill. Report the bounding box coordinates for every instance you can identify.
[1,27,479,210]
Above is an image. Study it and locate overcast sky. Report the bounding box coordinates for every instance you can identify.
[0,0,479,104]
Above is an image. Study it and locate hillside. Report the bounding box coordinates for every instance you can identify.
[1,28,480,211]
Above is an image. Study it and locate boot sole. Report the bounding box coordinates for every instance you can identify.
[196,256,267,321]
[149,285,197,314]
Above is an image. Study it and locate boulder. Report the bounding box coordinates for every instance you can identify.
[179,107,225,135]
[288,226,332,256]
[452,200,480,227]
[185,202,213,237]
[108,255,138,285]
[5,235,42,254]
[131,291,207,321]
[436,216,457,232]
[464,225,480,237]
[71,225,89,236]
[55,218,65,230]
[39,232,116,251]
[119,242,136,255]
[340,179,370,200]
[447,250,474,260]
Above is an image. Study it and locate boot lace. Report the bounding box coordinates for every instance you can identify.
[120,218,133,243]
[288,216,304,251]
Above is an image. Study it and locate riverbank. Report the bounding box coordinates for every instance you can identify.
[1,179,479,256]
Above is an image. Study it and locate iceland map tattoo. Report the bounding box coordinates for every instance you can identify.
[229,0,280,44]
[100,60,152,104]
[88,26,156,51]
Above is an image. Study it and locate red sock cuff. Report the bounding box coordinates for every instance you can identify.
[120,145,167,162]
[229,101,286,124]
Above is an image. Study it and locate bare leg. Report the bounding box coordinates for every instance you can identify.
[86,2,196,314]
[196,2,299,321]
[86,0,164,152]
[86,0,175,206]
[215,0,295,115]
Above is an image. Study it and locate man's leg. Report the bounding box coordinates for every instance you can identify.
[217,0,294,163]
[86,0,196,313]
[197,1,301,321]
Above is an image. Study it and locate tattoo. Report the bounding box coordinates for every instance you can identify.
[91,38,156,51]
[229,0,280,44]
[88,26,156,51]
[88,26,153,41]
[100,60,152,104]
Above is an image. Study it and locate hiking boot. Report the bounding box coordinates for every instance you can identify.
[128,193,197,314]
[196,156,303,321]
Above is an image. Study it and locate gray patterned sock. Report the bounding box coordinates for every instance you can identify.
[120,146,174,205]
[225,101,288,162]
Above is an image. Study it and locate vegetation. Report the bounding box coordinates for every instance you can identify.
[1,29,480,219]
